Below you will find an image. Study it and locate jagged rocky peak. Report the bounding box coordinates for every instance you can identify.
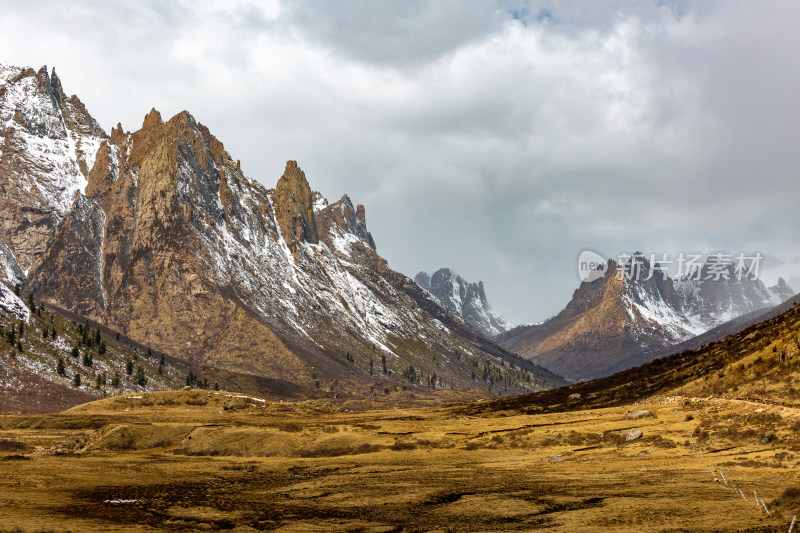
[3,62,565,397]
[142,108,163,129]
[311,191,328,212]
[110,122,126,138]
[415,268,513,337]
[316,194,377,252]
[497,251,796,382]
[415,271,431,291]
[49,68,107,139]
[770,278,794,302]
[86,108,244,235]
[1,64,66,139]
[673,256,792,330]
[617,253,679,308]
[0,62,107,276]
[497,253,707,382]
[274,160,320,248]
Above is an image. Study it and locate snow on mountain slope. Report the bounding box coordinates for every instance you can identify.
[415,268,513,337]
[499,254,794,382]
[674,263,794,331]
[769,278,794,305]
[24,106,564,394]
[0,283,29,322]
[0,240,25,286]
[498,257,701,382]
[0,63,107,276]
[619,258,703,344]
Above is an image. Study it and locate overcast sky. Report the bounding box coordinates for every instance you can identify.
[3,1,799,324]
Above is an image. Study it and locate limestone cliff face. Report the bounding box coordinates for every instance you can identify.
[0,64,106,279]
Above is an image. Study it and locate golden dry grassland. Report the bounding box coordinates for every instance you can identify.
[0,389,798,532]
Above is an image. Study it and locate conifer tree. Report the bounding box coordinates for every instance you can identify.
[135,366,147,386]
[56,358,65,376]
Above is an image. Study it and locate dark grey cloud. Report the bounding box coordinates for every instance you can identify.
[1,0,798,323]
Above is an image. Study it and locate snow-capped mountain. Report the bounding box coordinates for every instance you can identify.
[674,263,794,330]
[498,254,794,382]
[415,268,513,336]
[3,63,565,396]
[0,64,106,282]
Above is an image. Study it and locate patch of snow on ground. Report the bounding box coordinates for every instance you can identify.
[0,283,30,322]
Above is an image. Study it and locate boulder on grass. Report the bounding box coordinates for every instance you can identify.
[624,428,643,442]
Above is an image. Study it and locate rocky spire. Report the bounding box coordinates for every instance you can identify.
[274,161,320,251]
[110,122,125,138]
[142,108,163,129]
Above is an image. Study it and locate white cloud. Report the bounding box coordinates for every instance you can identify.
[1,0,798,323]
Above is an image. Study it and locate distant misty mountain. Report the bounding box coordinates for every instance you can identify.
[415,268,513,337]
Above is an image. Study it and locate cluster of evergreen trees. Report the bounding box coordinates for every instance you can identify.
[75,322,106,355]
[2,291,172,393]
[465,357,535,391]
[0,320,25,353]
[398,365,441,388]
[63,320,156,389]
[401,365,417,383]
[185,370,217,390]
[24,292,44,319]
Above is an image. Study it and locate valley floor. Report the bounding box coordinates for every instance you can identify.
[0,390,798,532]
